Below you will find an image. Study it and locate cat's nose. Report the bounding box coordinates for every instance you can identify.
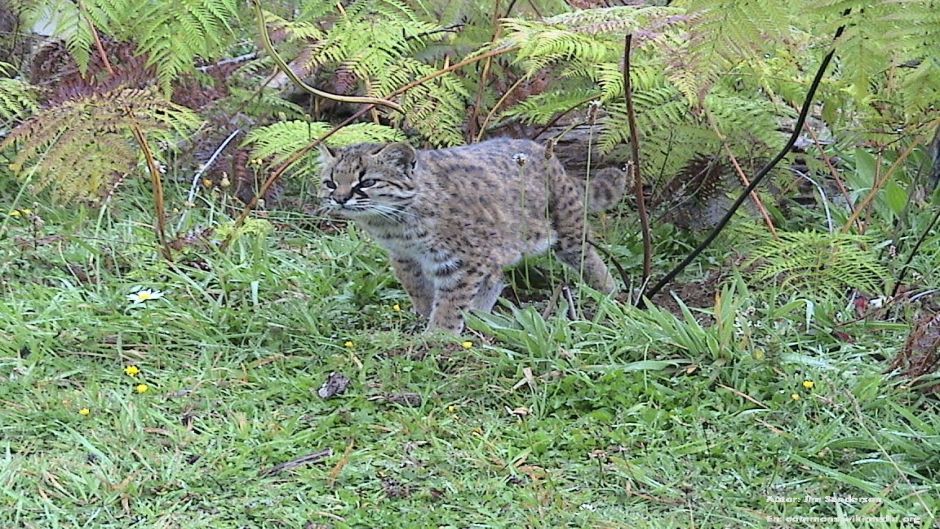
[332,193,352,205]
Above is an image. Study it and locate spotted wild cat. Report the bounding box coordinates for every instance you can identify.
[318,138,626,333]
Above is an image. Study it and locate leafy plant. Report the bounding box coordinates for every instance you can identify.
[741,225,890,296]
[1,88,201,202]
[0,63,37,122]
[243,121,406,174]
[264,0,470,145]
[20,0,241,93]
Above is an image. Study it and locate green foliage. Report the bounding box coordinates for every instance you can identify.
[266,0,470,145]
[490,0,937,196]
[742,226,890,296]
[21,0,240,93]
[0,88,201,202]
[491,5,792,180]
[243,120,406,174]
[0,63,37,122]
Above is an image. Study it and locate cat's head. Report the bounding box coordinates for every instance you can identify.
[317,142,418,220]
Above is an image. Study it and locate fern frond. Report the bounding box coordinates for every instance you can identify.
[0,68,38,122]
[0,87,201,202]
[243,120,405,173]
[268,0,469,145]
[741,225,889,296]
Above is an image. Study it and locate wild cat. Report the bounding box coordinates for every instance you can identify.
[318,138,626,333]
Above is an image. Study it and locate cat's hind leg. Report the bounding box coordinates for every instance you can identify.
[550,180,616,293]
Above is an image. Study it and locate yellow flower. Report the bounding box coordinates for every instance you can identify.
[802,380,815,390]
[790,393,800,401]
[447,404,459,413]
[8,209,20,217]
[392,304,401,312]
[21,208,31,215]
[135,384,149,394]
[124,365,140,377]
[201,178,213,188]
[78,407,91,416]
[461,341,473,349]
[344,341,354,349]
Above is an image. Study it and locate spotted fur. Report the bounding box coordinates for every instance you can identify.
[318,138,624,333]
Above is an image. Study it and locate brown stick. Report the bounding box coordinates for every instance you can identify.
[259,448,333,477]
[705,110,778,240]
[79,1,172,260]
[623,34,652,301]
[475,76,525,142]
[839,143,917,234]
[468,0,503,142]
[530,94,598,140]
[251,0,402,113]
[803,121,857,229]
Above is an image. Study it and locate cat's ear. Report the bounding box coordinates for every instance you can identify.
[371,142,416,171]
[317,143,336,161]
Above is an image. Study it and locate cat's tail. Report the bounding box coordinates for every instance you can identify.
[585,166,631,212]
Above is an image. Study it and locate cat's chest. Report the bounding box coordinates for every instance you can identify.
[360,221,430,257]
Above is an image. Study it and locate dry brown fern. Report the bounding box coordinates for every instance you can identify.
[1,87,200,202]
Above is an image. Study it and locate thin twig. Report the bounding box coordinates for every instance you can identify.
[79,1,172,260]
[177,129,242,231]
[530,95,598,140]
[197,52,258,72]
[839,143,917,234]
[804,120,857,229]
[259,448,333,477]
[704,109,778,239]
[469,0,503,142]
[251,0,402,113]
[792,168,834,233]
[475,76,525,142]
[623,34,652,301]
[641,18,849,304]
[130,123,172,261]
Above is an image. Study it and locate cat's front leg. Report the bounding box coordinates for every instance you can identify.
[390,256,433,317]
[427,262,490,334]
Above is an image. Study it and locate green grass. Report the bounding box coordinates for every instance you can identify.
[1,195,938,529]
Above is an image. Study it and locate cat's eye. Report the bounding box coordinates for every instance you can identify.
[324,180,336,189]
[359,178,377,188]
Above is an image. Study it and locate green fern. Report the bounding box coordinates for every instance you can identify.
[0,87,201,202]
[243,120,405,175]
[741,225,889,296]
[265,0,469,145]
[0,63,37,122]
[22,0,240,93]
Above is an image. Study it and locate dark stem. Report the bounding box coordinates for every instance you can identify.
[891,204,940,297]
[623,34,652,302]
[530,94,599,140]
[641,21,848,303]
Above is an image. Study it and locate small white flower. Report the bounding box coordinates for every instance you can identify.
[127,288,164,304]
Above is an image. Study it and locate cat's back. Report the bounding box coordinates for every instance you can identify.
[416,138,560,187]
